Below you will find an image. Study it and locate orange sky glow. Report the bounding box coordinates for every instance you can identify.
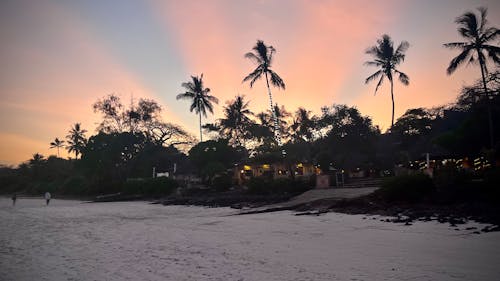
[1,0,499,166]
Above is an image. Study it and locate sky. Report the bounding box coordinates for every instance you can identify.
[0,0,499,166]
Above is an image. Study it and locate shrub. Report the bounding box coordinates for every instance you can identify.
[122,177,178,197]
[246,177,270,195]
[483,167,500,203]
[376,173,435,203]
[211,174,233,192]
[61,176,89,195]
[433,163,471,190]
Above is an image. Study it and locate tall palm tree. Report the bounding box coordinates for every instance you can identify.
[49,137,65,157]
[66,123,87,159]
[243,40,286,145]
[219,95,253,146]
[271,104,291,141]
[364,34,410,128]
[444,7,499,147]
[177,74,219,142]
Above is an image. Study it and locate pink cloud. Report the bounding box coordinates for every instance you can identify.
[151,0,405,120]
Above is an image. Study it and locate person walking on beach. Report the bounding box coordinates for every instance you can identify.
[12,193,17,206]
[44,192,51,206]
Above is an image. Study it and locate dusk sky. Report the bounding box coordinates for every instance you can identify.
[1,0,499,166]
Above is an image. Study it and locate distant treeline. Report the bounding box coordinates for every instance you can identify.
[0,71,499,197]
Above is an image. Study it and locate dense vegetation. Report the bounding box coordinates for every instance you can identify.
[0,8,498,202]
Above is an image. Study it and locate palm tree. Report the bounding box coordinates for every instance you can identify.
[444,7,499,147]
[29,153,45,178]
[364,34,410,128]
[29,153,45,166]
[271,104,291,141]
[219,95,253,146]
[291,107,315,142]
[49,137,65,157]
[176,74,219,142]
[243,40,286,145]
[66,123,87,159]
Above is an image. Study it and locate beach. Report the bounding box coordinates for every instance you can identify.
[1,197,499,280]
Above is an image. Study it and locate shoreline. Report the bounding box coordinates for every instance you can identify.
[4,191,499,233]
[158,192,500,233]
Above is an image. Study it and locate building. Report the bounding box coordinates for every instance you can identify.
[233,162,319,185]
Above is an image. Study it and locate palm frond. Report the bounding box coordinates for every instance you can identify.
[242,66,263,87]
[365,70,382,84]
[269,70,285,89]
[478,7,488,31]
[189,102,197,113]
[176,92,195,100]
[374,75,384,95]
[244,52,262,64]
[456,12,478,39]
[396,70,410,85]
[203,99,214,115]
[395,41,410,56]
[443,42,469,49]
[364,61,383,67]
[481,27,499,42]
[365,46,379,56]
[206,95,219,104]
[447,49,473,74]
[483,45,500,63]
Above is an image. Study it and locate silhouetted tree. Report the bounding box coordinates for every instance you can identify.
[176,74,219,142]
[290,107,316,143]
[247,111,274,152]
[93,94,125,133]
[271,104,291,141]
[456,71,500,110]
[444,7,499,147]
[49,137,65,157]
[148,122,195,149]
[81,132,145,189]
[315,104,380,170]
[29,153,45,179]
[243,40,286,145]
[392,108,435,156]
[188,139,246,182]
[93,94,163,135]
[29,153,45,166]
[219,95,254,146]
[365,34,410,128]
[66,123,87,159]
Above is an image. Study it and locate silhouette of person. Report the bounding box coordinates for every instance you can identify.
[12,193,17,206]
[44,192,51,206]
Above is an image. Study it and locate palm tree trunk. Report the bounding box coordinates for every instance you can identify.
[478,55,494,148]
[390,79,395,128]
[57,147,60,157]
[265,72,281,146]
[199,112,203,142]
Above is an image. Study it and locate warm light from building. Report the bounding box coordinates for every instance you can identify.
[262,164,270,169]
[243,165,252,171]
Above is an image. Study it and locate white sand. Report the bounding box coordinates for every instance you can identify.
[1,197,499,280]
